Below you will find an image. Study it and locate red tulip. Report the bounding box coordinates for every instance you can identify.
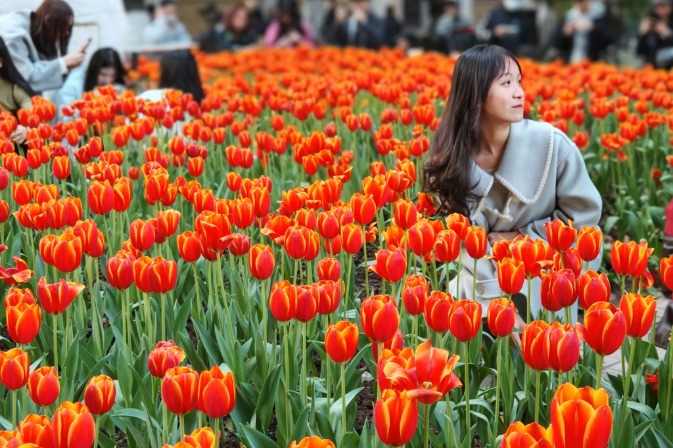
[521,321,550,371]
[545,219,577,252]
[501,421,553,448]
[369,247,407,283]
[5,302,41,344]
[53,401,95,448]
[448,299,482,342]
[19,413,56,448]
[577,270,610,310]
[360,295,400,343]
[147,341,186,378]
[576,302,627,356]
[161,366,199,415]
[248,244,275,280]
[544,322,580,373]
[487,298,516,338]
[550,384,612,448]
[269,280,298,322]
[464,226,487,259]
[0,348,29,390]
[402,274,428,316]
[610,240,652,278]
[27,366,60,407]
[576,227,602,262]
[619,293,656,339]
[424,291,453,333]
[497,258,525,295]
[374,389,418,447]
[37,277,85,315]
[324,321,359,363]
[198,366,236,418]
[84,375,116,415]
[540,269,577,312]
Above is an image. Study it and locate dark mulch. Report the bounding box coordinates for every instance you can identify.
[0,326,10,351]
[114,427,128,447]
[354,376,375,434]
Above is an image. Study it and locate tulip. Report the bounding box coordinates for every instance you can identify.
[610,240,652,279]
[340,223,364,255]
[6,302,41,344]
[161,366,199,415]
[84,375,116,415]
[316,257,341,282]
[53,401,95,448]
[509,235,553,278]
[393,199,418,230]
[315,280,341,315]
[371,329,404,360]
[619,293,656,339]
[446,213,469,239]
[545,219,577,252]
[553,248,582,277]
[324,321,359,363]
[402,274,429,316]
[269,280,298,322]
[87,181,114,215]
[198,366,236,418]
[487,298,516,338]
[129,219,156,252]
[410,339,462,404]
[374,389,418,447]
[50,232,83,273]
[497,258,525,295]
[433,229,460,263]
[147,257,178,294]
[0,348,29,390]
[317,210,341,240]
[544,322,580,373]
[350,193,376,225]
[576,227,602,262]
[464,225,487,259]
[369,247,407,283]
[52,156,71,180]
[577,270,610,310]
[501,421,553,448]
[660,256,673,291]
[449,299,482,342]
[550,384,612,448]
[521,321,551,371]
[4,288,36,307]
[105,252,135,290]
[37,277,85,315]
[540,269,577,313]
[576,302,626,356]
[27,366,60,407]
[423,291,453,333]
[148,341,186,378]
[248,244,275,280]
[407,219,435,258]
[295,285,319,323]
[289,436,336,448]
[177,231,203,263]
[360,295,400,344]
[187,427,216,448]
[19,414,56,448]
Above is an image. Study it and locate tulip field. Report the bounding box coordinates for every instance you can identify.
[2,47,673,448]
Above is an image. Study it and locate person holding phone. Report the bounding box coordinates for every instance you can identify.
[637,0,673,68]
[0,0,88,93]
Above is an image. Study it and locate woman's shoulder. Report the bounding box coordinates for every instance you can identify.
[514,119,576,157]
[0,10,31,35]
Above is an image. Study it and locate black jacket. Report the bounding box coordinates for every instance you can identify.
[334,14,384,49]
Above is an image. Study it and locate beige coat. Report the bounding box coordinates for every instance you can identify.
[450,119,603,319]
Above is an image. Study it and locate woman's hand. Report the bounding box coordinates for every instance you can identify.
[487,231,519,245]
[10,125,27,145]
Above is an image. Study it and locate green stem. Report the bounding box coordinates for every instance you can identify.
[213,417,220,448]
[622,337,636,424]
[162,404,168,445]
[53,313,58,372]
[596,354,604,389]
[284,322,292,437]
[564,306,571,325]
[341,362,347,444]
[494,337,502,435]
[161,292,166,341]
[363,236,370,297]
[464,341,471,441]
[423,404,430,448]
[302,322,307,409]
[12,389,16,428]
[535,370,541,423]
[325,315,331,413]
[527,277,532,323]
[216,256,236,352]
[93,415,100,448]
[471,259,477,299]
[180,414,185,441]
[262,280,268,344]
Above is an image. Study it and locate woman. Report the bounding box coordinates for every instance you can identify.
[0,0,88,92]
[57,48,126,110]
[263,0,314,48]
[423,44,601,323]
[637,0,673,68]
[199,4,260,52]
[139,50,205,104]
[554,0,614,63]
[0,38,36,144]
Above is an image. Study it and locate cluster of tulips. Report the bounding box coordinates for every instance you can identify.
[0,46,672,448]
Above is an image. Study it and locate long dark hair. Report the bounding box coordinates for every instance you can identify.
[159,51,205,103]
[83,48,126,92]
[423,44,521,216]
[30,0,74,59]
[0,38,36,97]
[276,0,305,37]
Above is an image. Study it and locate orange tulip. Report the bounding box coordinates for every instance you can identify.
[315,280,341,315]
[350,193,376,225]
[393,199,418,230]
[521,321,550,371]
[5,302,41,344]
[619,293,656,338]
[401,274,428,316]
[316,257,341,282]
[53,401,95,448]
[501,421,553,448]
[177,231,203,263]
[433,229,460,263]
[4,288,36,307]
[610,240,652,278]
[269,280,298,322]
[129,219,156,252]
[147,257,178,294]
[544,219,577,252]
[87,181,114,215]
[161,366,199,415]
[540,269,577,312]
[550,384,612,448]
[289,436,336,448]
[341,223,364,255]
[105,252,135,290]
[19,414,56,448]
[497,258,525,295]
[449,299,482,342]
[147,341,186,378]
[369,247,407,283]
[544,322,580,373]
[37,277,85,315]
[487,298,516,338]
[576,302,626,356]
[0,348,29,390]
[27,366,60,407]
[296,284,319,322]
[464,225,487,259]
[659,256,673,291]
[407,219,435,257]
[248,244,275,280]
[410,339,462,403]
[360,295,400,343]
[576,227,602,262]
[198,366,236,419]
[577,270,610,310]
[84,375,116,415]
[325,321,359,363]
[374,389,418,447]
[50,232,83,273]
[424,291,453,333]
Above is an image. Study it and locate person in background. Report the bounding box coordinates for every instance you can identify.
[334,0,384,49]
[382,5,403,48]
[637,0,673,68]
[0,38,36,145]
[320,0,349,45]
[433,0,475,55]
[244,0,268,36]
[554,0,614,63]
[144,0,192,46]
[476,0,538,57]
[139,50,204,104]
[263,0,315,48]
[199,4,260,53]
[0,0,88,93]
[57,48,127,112]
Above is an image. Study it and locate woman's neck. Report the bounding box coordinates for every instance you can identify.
[478,121,510,158]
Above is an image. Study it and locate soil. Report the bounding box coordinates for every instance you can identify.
[353,376,375,434]
[0,326,10,351]
[114,427,128,447]
[352,242,383,299]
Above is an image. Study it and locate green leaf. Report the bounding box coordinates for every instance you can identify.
[240,424,280,448]
[256,363,282,432]
[329,387,363,427]
[289,405,311,444]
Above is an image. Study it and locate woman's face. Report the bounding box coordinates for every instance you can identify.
[97,67,117,86]
[482,58,524,124]
[654,3,672,19]
[231,9,249,31]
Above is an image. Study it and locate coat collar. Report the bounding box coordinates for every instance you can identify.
[470,119,554,207]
